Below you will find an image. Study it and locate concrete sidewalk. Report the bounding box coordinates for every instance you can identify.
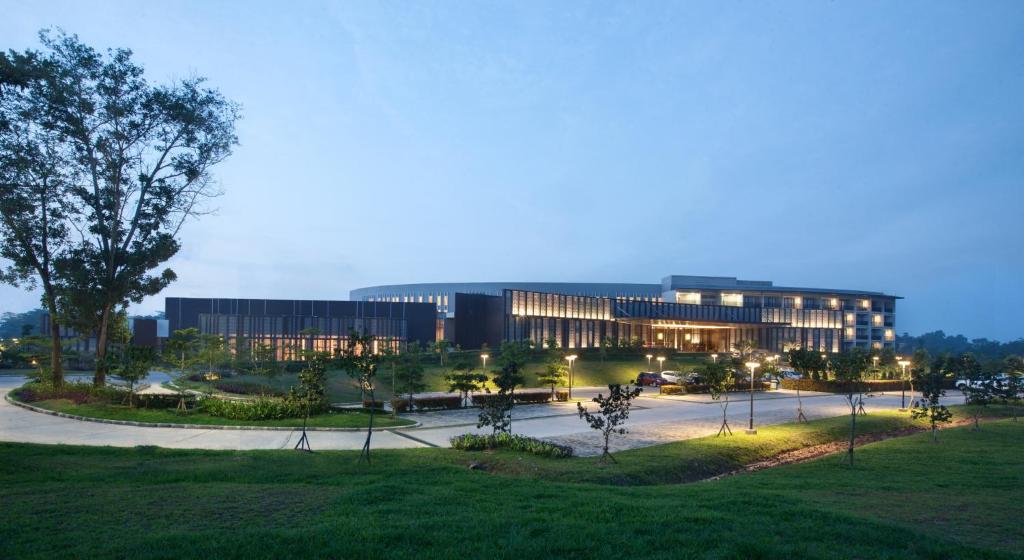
[0,376,963,454]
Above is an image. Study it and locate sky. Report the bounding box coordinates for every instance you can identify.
[1,1,1023,340]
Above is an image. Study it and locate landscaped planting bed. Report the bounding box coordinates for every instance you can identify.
[11,383,412,428]
[660,381,770,395]
[779,378,956,393]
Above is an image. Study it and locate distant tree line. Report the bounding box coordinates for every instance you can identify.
[897,331,1024,363]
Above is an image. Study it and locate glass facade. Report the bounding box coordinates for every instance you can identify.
[502,287,895,353]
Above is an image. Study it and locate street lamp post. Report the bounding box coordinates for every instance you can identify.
[745,361,760,434]
[898,359,910,410]
[480,353,489,371]
[565,354,577,400]
[645,354,653,368]
[710,353,718,364]
[657,356,666,371]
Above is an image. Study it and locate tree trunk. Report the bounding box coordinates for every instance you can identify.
[46,298,65,387]
[93,303,112,386]
[845,396,857,466]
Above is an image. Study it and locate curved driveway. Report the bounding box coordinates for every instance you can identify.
[0,376,959,455]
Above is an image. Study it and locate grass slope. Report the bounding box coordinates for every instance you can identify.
[25,398,414,428]
[0,413,1020,559]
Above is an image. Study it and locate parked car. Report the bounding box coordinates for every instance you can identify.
[955,374,1008,391]
[659,370,683,384]
[682,371,704,384]
[637,371,668,386]
[778,368,801,379]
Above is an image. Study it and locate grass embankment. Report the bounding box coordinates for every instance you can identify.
[0,408,1020,559]
[22,398,414,428]
[184,355,707,402]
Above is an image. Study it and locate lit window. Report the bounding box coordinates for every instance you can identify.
[721,293,743,307]
[861,299,870,309]
[676,291,700,305]
[872,314,882,326]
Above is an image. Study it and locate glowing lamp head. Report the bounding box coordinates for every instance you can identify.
[745,361,760,370]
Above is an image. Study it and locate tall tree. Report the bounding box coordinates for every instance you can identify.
[576,384,643,462]
[833,349,869,466]
[0,50,73,386]
[340,331,380,464]
[912,356,954,442]
[19,30,239,386]
[394,351,426,410]
[444,363,487,408]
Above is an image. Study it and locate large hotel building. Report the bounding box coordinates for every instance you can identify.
[163,275,897,357]
[349,275,898,354]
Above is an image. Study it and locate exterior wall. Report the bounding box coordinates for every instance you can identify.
[351,281,662,317]
[165,297,436,359]
[453,293,504,350]
[501,288,895,353]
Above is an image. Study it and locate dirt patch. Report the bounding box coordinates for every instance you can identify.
[704,417,984,482]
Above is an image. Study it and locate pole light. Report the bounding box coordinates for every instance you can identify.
[565,354,577,400]
[710,353,718,363]
[646,354,653,368]
[897,359,910,410]
[657,356,666,371]
[480,353,489,371]
[745,361,760,434]
[872,356,880,369]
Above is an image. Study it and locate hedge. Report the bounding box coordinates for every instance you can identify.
[200,396,308,420]
[449,432,574,458]
[362,399,386,410]
[779,378,957,393]
[555,390,569,402]
[660,382,769,395]
[471,391,552,407]
[14,382,123,405]
[213,381,286,397]
[390,395,463,413]
[134,393,197,409]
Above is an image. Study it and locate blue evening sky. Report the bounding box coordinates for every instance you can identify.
[2,1,1022,340]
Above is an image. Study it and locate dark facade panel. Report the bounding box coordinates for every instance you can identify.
[165,297,437,347]
[453,293,504,350]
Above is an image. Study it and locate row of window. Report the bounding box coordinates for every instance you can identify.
[676,291,895,313]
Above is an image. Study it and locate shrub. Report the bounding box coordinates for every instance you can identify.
[779,378,954,393]
[135,393,198,409]
[555,390,569,402]
[390,395,462,413]
[660,384,684,395]
[514,391,552,405]
[471,391,552,407]
[362,399,385,410]
[14,382,121,405]
[213,381,286,397]
[449,433,573,458]
[200,396,307,420]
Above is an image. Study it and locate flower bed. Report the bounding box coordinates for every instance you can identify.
[449,432,573,458]
[199,396,307,421]
[14,382,122,405]
[471,391,552,407]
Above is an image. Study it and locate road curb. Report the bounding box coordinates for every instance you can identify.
[3,392,420,432]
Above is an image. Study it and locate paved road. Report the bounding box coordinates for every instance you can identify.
[0,377,962,454]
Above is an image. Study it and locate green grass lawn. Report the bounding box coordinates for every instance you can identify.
[25,398,414,428]
[0,409,1020,559]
